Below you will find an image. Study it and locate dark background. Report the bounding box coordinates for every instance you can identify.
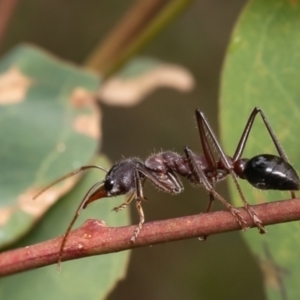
[1,0,265,299]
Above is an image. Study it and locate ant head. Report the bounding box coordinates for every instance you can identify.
[103,158,144,196]
[82,158,144,209]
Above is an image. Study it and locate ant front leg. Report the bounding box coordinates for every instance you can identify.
[130,170,146,243]
[112,192,135,212]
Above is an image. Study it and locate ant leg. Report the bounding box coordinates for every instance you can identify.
[195,110,266,234]
[130,170,146,242]
[205,185,248,229]
[198,192,215,241]
[209,189,248,230]
[130,198,145,243]
[232,107,296,199]
[232,107,287,161]
[112,192,135,212]
[184,147,248,230]
[229,171,266,234]
[258,108,296,198]
[206,190,215,213]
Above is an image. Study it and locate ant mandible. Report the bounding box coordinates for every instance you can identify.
[34,107,299,267]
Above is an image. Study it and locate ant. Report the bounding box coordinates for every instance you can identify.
[34,107,299,267]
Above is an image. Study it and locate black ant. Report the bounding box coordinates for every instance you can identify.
[34,107,299,267]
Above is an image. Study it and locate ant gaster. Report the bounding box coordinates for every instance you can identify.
[34,107,299,268]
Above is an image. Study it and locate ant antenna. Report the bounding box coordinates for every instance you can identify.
[33,164,108,271]
[33,165,108,200]
[57,179,106,272]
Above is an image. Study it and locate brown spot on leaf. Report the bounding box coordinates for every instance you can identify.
[73,115,100,139]
[70,88,101,139]
[0,67,33,105]
[98,64,195,106]
[18,177,79,218]
[0,207,14,226]
[71,87,95,107]
[0,175,82,226]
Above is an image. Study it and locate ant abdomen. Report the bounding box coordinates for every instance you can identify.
[242,154,300,191]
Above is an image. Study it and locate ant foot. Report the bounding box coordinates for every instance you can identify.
[130,223,143,243]
[112,204,126,212]
[247,207,267,234]
[231,208,249,231]
[130,235,136,243]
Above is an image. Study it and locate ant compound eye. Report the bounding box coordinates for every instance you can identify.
[104,179,114,192]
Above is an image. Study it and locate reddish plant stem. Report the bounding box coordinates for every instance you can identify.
[0,0,20,49]
[1,197,300,277]
[84,0,169,72]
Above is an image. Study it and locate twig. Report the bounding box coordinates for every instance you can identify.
[0,0,20,49]
[84,0,169,71]
[1,197,300,277]
[84,0,195,76]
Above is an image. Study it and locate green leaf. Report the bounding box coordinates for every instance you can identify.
[220,0,300,299]
[0,45,100,248]
[0,154,130,299]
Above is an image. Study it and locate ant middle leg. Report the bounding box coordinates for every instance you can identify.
[184,146,248,230]
[228,171,266,234]
[206,191,215,213]
[131,198,145,243]
[198,191,215,241]
[130,170,147,242]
